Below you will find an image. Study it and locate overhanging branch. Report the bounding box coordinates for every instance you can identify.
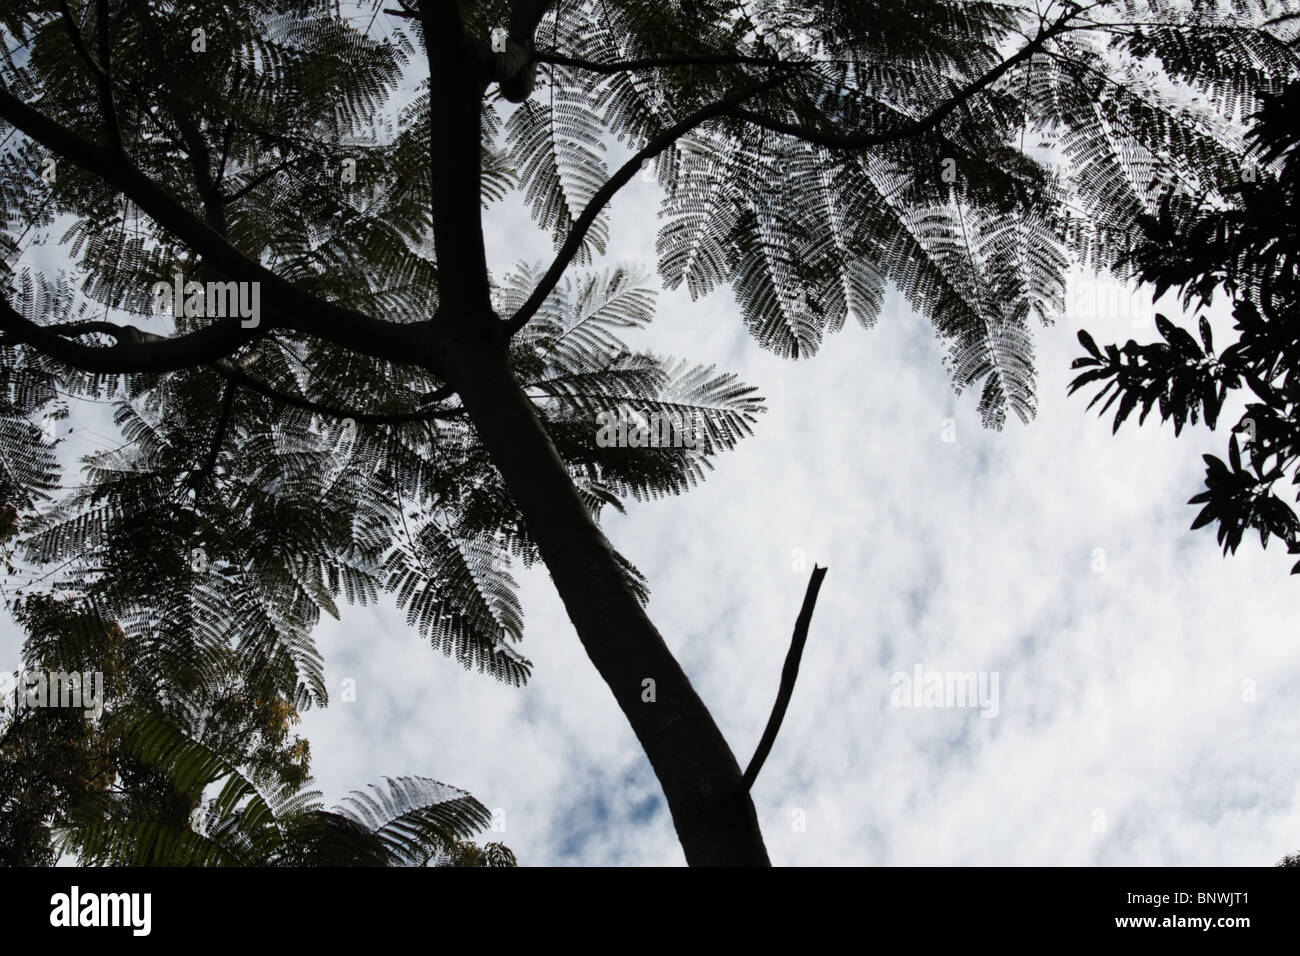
[213,364,459,425]
[504,72,796,335]
[0,296,262,373]
[0,87,424,370]
[724,14,1074,152]
[534,49,796,74]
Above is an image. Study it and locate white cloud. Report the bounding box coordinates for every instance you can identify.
[6,83,1299,870]
[293,177,1300,865]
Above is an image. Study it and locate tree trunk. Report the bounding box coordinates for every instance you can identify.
[439,314,771,866]
[416,1,765,865]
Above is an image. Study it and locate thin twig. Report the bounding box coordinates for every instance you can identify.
[743,564,828,790]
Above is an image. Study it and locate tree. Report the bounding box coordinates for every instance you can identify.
[0,596,195,865]
[1,594,512,865]
[58,710,516,866]
[1,0,1294,865]
[1071,80,1300,573]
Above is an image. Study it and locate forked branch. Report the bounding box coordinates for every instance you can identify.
[725,13,1076,152]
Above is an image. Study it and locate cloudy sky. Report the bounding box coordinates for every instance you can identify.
[6,6,1300,868]
[285,164,1300,866]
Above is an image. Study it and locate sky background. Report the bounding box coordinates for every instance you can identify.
[5,5,1300,867]
[293,170,1300,867]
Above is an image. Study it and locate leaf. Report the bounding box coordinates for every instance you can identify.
[1113,389,1139,433]
[1189,504,1217,530]
[1077,328,1103,360]
[1067,367,1113,395]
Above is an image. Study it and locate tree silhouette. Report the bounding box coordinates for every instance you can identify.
[0,0,1294,864]
[1,593,511,865]
[0,595,202,865]
[58,710,515,866]
[1071,81,1300,572]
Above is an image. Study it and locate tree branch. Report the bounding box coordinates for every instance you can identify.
[127,0,224,230]
[420,0,493,315]
[723,15,1073,152]
[0,296,265,374]
[504,72,796,335]
[534,49,795,74]
[0,319,131,341]
[57,0,104,79]
[57,0,122,153]
[743,565,828,790]
[192,379,236,502]
[221,157,303,204]
[92,0,122,153]
[213,364,458,425]
[509,0,553,39]
[0,87,426,371]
